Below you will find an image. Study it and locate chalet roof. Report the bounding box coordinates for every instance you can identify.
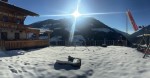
[0,1,39,16]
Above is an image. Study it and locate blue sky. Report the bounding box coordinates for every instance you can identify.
[9,0,150,34]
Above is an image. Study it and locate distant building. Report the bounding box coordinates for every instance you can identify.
[0,0,51,50]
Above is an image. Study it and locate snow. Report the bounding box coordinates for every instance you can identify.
[39,29,51,33]
[50,36,62,42]
[0,46,149,78]
[72,35,85,45]
[54,28,61,30]
[91,28,113,32]
[39,36,48,40]
[50,35,85,45]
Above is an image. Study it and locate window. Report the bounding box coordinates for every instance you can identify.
[0,15,3,21]
[1,32,7,40]
[16,19,21,24]
[15,33,20,40]
[2,16,8,22]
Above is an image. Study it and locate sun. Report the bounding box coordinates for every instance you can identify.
[72,10,81,18]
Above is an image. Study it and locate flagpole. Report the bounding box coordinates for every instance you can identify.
[126,12,128,34]
[126,11,128,46]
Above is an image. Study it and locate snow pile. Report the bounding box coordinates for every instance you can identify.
[0,46,149,78]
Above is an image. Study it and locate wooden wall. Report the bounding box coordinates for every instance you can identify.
[0,40,49,50]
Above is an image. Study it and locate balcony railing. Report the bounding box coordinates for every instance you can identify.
[0,40,49,50]
[0,21,27,30]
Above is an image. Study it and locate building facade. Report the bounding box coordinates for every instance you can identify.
[0,0,50,50]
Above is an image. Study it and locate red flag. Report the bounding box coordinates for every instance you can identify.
[127,10,138,31]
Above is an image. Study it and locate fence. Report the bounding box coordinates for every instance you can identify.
[50,40,128,46]
[0,40,49,50]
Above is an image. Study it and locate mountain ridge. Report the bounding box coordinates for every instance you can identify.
[29,17,131,45]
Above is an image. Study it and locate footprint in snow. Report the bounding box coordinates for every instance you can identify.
[8,66,19,73]
[24,62,30,65]
[10,69,18,73]
[85,69,94,76]
[8,66,13,68]
[138,70,147,73]
[34,64,38,66]
[21,67,27,72]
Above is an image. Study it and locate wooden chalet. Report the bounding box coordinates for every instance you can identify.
[0,0,51,50]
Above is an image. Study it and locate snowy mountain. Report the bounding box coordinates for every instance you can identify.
[113,28,130,39]
[29,17,131,45]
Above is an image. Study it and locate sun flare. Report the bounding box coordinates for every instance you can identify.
[72,11,81,18]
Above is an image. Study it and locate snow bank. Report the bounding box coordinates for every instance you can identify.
[0,46,149,78]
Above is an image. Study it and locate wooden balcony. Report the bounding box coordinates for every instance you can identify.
[0,21,26,30]
[0,40,49,50]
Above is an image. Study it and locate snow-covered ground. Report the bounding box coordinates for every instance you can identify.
[0,46,149,78]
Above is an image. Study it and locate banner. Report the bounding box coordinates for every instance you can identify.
[127,10,138,31]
